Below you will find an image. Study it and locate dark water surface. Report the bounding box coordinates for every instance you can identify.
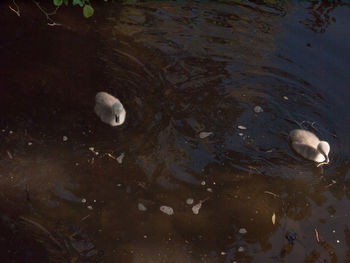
[1,1,350,262]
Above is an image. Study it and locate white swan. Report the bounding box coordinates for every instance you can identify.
[289,129,330,164]
[94,92,126,126]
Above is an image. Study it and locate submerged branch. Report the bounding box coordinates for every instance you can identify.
[32,0,61,26]
[9,0,20,17]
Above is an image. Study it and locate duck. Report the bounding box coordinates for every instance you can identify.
[94,92,126,127]
[289,129,330,164]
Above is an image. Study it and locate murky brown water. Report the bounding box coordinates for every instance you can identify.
[1,1,350,262]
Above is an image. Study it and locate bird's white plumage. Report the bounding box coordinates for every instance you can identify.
[94,92,126,126]
[289,129,330,163]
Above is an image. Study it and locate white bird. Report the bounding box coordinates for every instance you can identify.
[94,92,126,127]
[289,129,330,164]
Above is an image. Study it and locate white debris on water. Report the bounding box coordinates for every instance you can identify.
[160,205,174,215]
[63,136,68,142]
[192,202,202,215]
[87,205,93,210]
[138,203,147,211]
[239,228,247,234]
[207,188,213,193]
[254,105,263,113]
[186,198,194,205]
[117,152,125,164]
[283,96,289,100]
[238,246,245,252]
[199,132,213,139]
[28,142,33,146]
[81,198,87,203]
[238,125,247,130]
[201,181,206,186]
[89,147,99,155]
[238,133,244,136]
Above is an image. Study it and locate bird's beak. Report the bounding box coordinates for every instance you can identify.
[326,156,329,164]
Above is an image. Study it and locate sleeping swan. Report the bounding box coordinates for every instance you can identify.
[94,92,126,126]
[289,129,330,164]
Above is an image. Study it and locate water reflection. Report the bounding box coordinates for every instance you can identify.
[1,1,350,262]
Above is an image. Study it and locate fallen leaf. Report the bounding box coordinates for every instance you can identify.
[117,153,125,164]
[254,105,264,113]
[138,203,147,212]
[160,205,174,216]
[186,198,194,205]
[272,213,276,225]
[199,132,213,139]
[192,202,202,215]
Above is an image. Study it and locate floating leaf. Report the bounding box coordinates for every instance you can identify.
[53,0,63,6]
[272,213,276,225]
[73,0,84,6]
[83,4,94,18]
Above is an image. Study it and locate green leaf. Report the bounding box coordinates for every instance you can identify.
[53,0,63,6]
[73,0,84,7]
[83,4,94,18]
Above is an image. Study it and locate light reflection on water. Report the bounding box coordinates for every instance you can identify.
[1,1,350,262]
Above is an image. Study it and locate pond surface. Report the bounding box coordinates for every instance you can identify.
[1,1,350,262]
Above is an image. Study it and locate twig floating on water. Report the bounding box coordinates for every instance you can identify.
[6,150,13,159]
[314,228,320,243]
[20,216,64,250]
[325,180,336,189]
[264,191,280,198]
[106,153,117,160]
[81,215,91,221]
